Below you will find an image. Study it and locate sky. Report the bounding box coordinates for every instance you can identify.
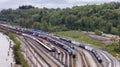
[0,0,120,10]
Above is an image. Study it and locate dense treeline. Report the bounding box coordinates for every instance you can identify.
[0,2,120,34]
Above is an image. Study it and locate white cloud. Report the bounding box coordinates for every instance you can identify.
[34,3,70,8]
[0,0,9,3]
[0,0,120,10]
[65,0,120,3]
[65,0,101,3]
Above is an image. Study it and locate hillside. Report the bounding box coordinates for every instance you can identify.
[0,2,120,35]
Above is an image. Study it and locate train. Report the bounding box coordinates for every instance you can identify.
[22,33,57,52]
[28,30,76,58]
[48,34,102,61]
[38,34,76,58]
[0,24,57,52]
[58,37,102,63]
[59,37,72,43]
[0,24,103,61]
[0,24,76,58]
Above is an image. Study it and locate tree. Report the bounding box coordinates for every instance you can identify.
[95,29,102,36]
[32,22,41,29]
[106,22,112,33]
[111,27,118,34]
[40,21,49,31]
[65,15,77,29]
[19,5,34,9]
[0,2,120,33]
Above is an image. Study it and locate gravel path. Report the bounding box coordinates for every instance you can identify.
[0,33,15,67]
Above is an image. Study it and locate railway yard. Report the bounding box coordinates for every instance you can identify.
[0,24,120,67]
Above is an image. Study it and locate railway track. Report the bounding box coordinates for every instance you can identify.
[56,39,76,67]
[57,37,105,67]
[103,51,120,67]
[75,46,100,67]
[70,55,76,67]
[36,37,68,66]
[19,35,105,67]
[98,50,113,67]
[25,36,64,67]
[101,50,116,67]
[54,45,72,67]
[1,24,120,67]
[38,36,73,67]
[26,48,45,67]
[63,39,100,67]
[17,35,120,67]
[88,52,102,67]
[104,51,120,67]
[75,48,88,67]
[18,36,50,67]
[60,50,66,64]
[79,51,90,67]
[26,35,96,67]
[18,36,39,67]
[49,43,70,67]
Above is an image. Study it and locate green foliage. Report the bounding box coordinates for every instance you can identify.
[19,5,34,9]
[54,31,120,60]
[111,27,118,34]
[32,22,41,29]
[53,31,104,48]
[95,29,102,35]
[114,46,120,53]
[106,43,120,60]
[106,22,112,33]
[0,2,120,34]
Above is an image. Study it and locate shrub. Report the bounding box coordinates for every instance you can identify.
[95,29,102,36]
